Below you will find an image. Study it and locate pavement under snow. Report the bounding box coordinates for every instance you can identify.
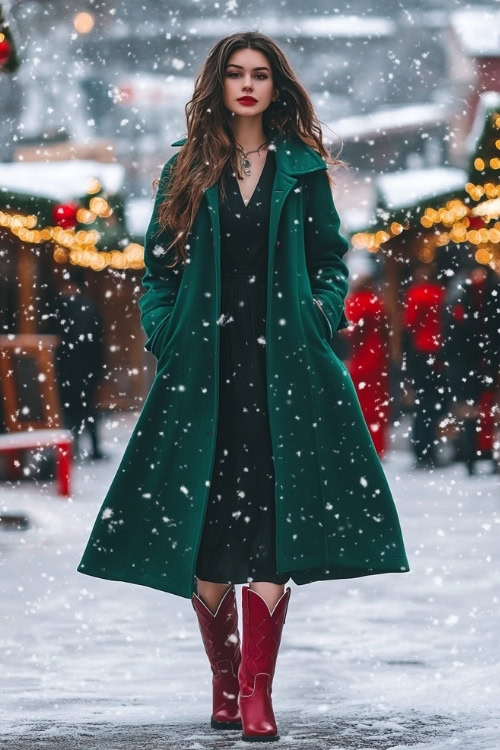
[0,412,499,749]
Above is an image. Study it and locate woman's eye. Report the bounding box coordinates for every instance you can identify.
[227,72,268,79]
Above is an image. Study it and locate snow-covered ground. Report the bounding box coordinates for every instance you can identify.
[1,412,499,749]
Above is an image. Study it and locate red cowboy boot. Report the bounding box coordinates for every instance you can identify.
[238,584,291,742]
[192,584,242,729]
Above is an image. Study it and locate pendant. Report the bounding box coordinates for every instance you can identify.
[236,140,267,177]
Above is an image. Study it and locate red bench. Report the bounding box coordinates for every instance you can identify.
[0,429,73,497]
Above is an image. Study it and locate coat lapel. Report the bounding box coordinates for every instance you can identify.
[170,133,328,329]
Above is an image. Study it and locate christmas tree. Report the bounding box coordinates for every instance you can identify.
[0,3,20,74]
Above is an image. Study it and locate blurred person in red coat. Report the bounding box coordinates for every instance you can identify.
[344,255,391,459]
[402,264,446,469]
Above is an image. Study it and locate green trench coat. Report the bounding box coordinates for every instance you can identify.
[77,133,410,599]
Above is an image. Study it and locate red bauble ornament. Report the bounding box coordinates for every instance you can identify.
[0,38,12,67]
[52,202,79,229]
[468,215,485,230]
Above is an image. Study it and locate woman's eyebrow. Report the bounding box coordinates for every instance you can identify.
[225,64,270,71]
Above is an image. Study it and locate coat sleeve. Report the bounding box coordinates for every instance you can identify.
[138,153,183,350]
[303,168,350,333]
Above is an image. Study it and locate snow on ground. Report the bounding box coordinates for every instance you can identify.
[0,412,499,749]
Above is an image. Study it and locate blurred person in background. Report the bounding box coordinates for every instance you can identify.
[344,255,391,459]
[50,268,107,462]
[402,264,446,469]
[443,261,500,476]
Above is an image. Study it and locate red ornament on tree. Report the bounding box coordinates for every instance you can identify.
[52,202,79,229]
[0,37,12,67]
[468,215,485,230]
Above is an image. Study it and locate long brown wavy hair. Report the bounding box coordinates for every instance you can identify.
[155,31,347,268]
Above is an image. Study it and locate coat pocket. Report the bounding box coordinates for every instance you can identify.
[312,296,333,342]
[144,310,174,359]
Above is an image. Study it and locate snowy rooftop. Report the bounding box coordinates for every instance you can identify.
[0,161,126,202]
[329,103,449,140]
[377,167,468,211]
[125,197,153,239]
[450,7,500,56]
[117,15,396,40]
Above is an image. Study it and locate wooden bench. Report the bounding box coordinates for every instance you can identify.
[0,429,73,497]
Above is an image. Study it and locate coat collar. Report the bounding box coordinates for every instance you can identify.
[169,132,327,176]
[169,132,325,308]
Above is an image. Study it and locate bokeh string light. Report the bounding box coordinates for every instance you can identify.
[351,111,500,268]
[0,210,144,270]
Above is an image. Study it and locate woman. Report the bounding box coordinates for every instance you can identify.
[78,32,410,742]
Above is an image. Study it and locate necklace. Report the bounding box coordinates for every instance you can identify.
[235,140,268,176]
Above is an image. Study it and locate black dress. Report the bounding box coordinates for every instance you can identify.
[195,149,290,585]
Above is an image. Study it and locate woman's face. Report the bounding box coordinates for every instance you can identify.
[222,47,278,120]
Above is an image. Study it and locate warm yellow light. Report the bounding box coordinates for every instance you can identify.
[11,215,24,229]
[110,251,126,268]
[474,158,485,171]
[418,246,435,263]
[90,254,107,271]
[436,232,450,246]
[86,229,100,245]
[490,158,500,169]
[86,178,102,194]
[450,225,467,243]
[73,12,94,34]
[76,208,97,224]
[375,230,391,244]
[1,206,145,270]
[351,233,368,249]
[53,246,68,263]
[475,248,491,264]
[441,210,455,225]
[89,197,108,215]
[470,187,484,202]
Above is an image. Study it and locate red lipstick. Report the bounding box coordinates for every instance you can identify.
[237,96,257,106]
